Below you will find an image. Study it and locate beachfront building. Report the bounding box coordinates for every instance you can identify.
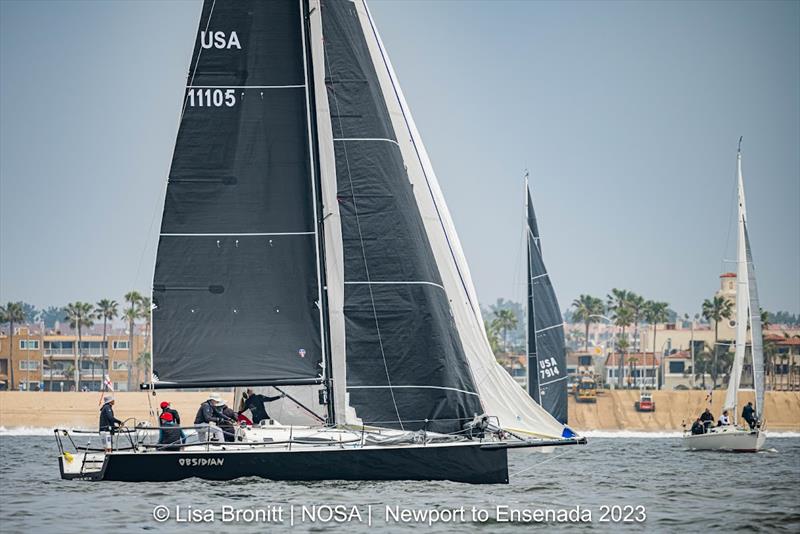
[603,352,660,389]
[0,326,146,391]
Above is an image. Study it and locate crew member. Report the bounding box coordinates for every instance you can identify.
[158,412,183,451]
[741,402,757,430]
[99,395,123,453]
[717,410,730,426]
[243,388,285,424]
[218,400,238,443]
[160,401,181,425]
[690,417,705,435]
[700,408,714,432]
[194,393,231,443]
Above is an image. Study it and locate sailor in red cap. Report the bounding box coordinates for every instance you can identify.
[157,411,183,451]
[158,401,186,445]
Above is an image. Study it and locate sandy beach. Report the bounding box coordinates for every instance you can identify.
[1,390,797,431]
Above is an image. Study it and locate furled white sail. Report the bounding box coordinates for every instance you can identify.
[724,145,749,419]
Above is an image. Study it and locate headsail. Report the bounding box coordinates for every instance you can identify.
[317,0,482,433]
[526,183,568,424]
[744,224,765,419]
[152,0,326,388]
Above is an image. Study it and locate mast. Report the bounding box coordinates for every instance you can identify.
[525,171,541,403]
[301,0,335,425]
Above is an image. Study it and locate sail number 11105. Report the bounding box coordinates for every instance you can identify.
[186,88,236,107]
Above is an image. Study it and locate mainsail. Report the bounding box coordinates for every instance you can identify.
[723,140,765,421]
[151,0,571,440]
[152,0,326,388]
[526,184,568,424]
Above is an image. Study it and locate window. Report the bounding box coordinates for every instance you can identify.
[19,340,40,350]
[669,361,685,374]
[112,340,129,350]
[578,356,592,366]
[112,361,129,371]
[19,360,40,370]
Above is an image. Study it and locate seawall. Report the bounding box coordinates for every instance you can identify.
[0,390,798,431]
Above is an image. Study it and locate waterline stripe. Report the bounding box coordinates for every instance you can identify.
[347,385,480,397]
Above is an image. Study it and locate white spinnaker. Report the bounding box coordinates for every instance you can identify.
[358,0,566,439]
[308,0,360,426]
[724,148,749,419]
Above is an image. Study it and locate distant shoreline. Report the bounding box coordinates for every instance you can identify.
[1,390,798,432]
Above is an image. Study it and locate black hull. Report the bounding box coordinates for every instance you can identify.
[62,443,509,485]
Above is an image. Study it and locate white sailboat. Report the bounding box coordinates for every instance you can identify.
[683,138,766,452]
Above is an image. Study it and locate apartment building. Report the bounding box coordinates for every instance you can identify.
[0,326,146,391]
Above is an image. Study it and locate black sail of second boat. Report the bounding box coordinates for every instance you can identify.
[152,0,325,387]
[526,186,568,424]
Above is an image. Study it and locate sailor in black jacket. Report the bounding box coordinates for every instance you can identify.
[99,395,122,452]
[193,394,230,443]
[243,388,285,424]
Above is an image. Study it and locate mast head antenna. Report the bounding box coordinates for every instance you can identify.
[738,136,743,152]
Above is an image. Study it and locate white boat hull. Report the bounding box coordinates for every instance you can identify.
[682,426,766,452]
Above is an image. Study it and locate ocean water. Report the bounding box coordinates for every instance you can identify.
[0,434,798,532]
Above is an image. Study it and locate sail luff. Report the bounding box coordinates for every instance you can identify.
[525,175,541,404]
[724,147,749,419]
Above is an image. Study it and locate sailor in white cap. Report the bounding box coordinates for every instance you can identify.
[99,395,122,453]
[193,393,230,443]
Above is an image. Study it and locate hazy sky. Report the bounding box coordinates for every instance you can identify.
[1,0,798,316]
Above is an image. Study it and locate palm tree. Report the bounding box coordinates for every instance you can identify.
[136,351,151,385]
[95,299,118,383]
[694,347,713,389]
[492,309,518,353]
[607,289,634,388]
[627,293,645,352]
[571,295,604,351]
[701,296,734,388]
[643,301,670,389]
[1,302,25,390]
[484,320,501,355]
[124,291,143,390]
[64,302,95,390]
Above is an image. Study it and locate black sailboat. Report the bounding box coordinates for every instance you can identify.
[55,0,583,484]
[525,175,568,424]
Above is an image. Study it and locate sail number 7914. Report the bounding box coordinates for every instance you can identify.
[187,88,236,107]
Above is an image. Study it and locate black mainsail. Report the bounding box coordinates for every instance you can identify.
[526,183,568,424]
[152,0,326,387]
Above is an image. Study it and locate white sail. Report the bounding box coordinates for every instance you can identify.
[744,224,766,418]
[724,144,749,419]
